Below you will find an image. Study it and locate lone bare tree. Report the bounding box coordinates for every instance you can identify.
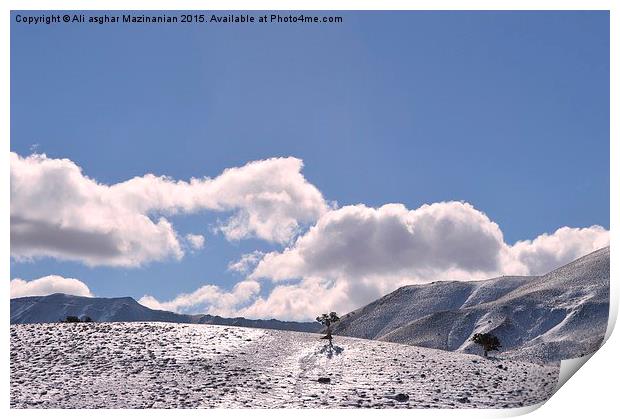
[316,312,340,347]
[471,333,501,357]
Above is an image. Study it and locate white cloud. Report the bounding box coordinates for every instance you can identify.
[250,202,507,282]
[238,277,354,321]
[10,275,93,298]
[139,280,260,317]
[10,153,327,267]
[508,225,610,275]
[185,234,205,250]
[228,251,265,274]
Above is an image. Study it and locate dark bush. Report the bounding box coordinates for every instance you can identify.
[61,315,94,323]
[471,332,501,357]
[63,316,81,323]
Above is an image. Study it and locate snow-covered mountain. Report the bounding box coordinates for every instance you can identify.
[10,322,558,408]
[333,247,609,363]
[10,293,321,333]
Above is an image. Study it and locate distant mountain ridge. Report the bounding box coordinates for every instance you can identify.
[10,293,321,333]
[332,247,610,363]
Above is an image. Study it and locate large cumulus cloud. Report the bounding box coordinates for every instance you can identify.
[10,153,328,267]
[250,202,506,282]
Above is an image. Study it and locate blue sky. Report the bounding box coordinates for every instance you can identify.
[10,11,609,319]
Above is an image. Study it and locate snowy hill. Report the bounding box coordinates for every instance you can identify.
[10,293,320,333]
[333,247,609,363]
[10,322,558,408]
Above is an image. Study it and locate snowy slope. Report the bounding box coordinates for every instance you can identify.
[10,322,558,408]
[332,276,531,340]
[333,247,609,363]
[10,293,320,333]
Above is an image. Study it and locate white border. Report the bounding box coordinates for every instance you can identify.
[2,2,617,419]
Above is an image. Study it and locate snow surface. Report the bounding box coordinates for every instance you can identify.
[333,247,609,363]
[11,322,558,409]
